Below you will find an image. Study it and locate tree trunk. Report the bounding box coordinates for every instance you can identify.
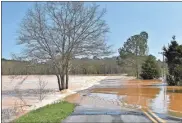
[66,67,69,89]
[60,74,65,90]
[65,57,71,89]
[136,44,139,79]
[56,74,62,91]
[136,62,139,79]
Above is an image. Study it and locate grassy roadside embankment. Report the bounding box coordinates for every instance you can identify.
[14,101,75,123]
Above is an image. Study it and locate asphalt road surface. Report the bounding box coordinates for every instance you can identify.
[62,76,152,123]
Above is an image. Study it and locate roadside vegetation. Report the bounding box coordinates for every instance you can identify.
[117,31,165,79]
[117,31,149,78]
[14,101,75,123]
[117,32,182,85]
[163,36,182,86]
[140,55,161,79]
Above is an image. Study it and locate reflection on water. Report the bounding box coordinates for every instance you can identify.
[167,89,182,93]
[150,86,169,114]
[90,93,118,101]
[91,79,182,118]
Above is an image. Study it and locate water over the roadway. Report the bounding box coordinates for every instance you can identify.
[65,77,182,119]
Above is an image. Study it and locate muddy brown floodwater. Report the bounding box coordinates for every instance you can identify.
[91,79,182,118]
[64,79,182,118]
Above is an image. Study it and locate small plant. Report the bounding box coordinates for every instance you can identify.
[14,87,27,107]
[2,75,30,122]
[36,77,48,102]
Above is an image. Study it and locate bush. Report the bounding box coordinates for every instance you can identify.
[140,55,161,80]
[166,74,176,86]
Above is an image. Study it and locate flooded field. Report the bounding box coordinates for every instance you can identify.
[91,79,182,118]
[2,75,108,122]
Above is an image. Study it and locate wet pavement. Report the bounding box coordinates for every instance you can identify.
[63,76,182,122]
[62,105,151,123]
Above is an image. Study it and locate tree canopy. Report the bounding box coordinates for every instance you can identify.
[117,31,149,78]
[17,2,111,91]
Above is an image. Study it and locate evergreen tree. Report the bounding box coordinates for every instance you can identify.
[163,36,182,85]
[140,55,161,79]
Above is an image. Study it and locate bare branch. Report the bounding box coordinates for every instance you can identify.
[17,2,111,90]
[36,76,48,101]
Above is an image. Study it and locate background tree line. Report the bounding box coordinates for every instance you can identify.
[2,57,124,75]
[2,56,165,76]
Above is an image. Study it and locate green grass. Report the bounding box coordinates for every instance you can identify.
[15,101,75,123]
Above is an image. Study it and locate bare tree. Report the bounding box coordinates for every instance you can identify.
[4,75,30,122]
[36,76,48,101]
[17,2,111,91]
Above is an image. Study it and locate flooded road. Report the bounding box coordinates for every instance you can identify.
[64,76,182,122]
[91,79,182,118]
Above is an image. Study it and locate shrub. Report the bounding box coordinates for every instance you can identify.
[166,74,176,86]
[140,55,161,80]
